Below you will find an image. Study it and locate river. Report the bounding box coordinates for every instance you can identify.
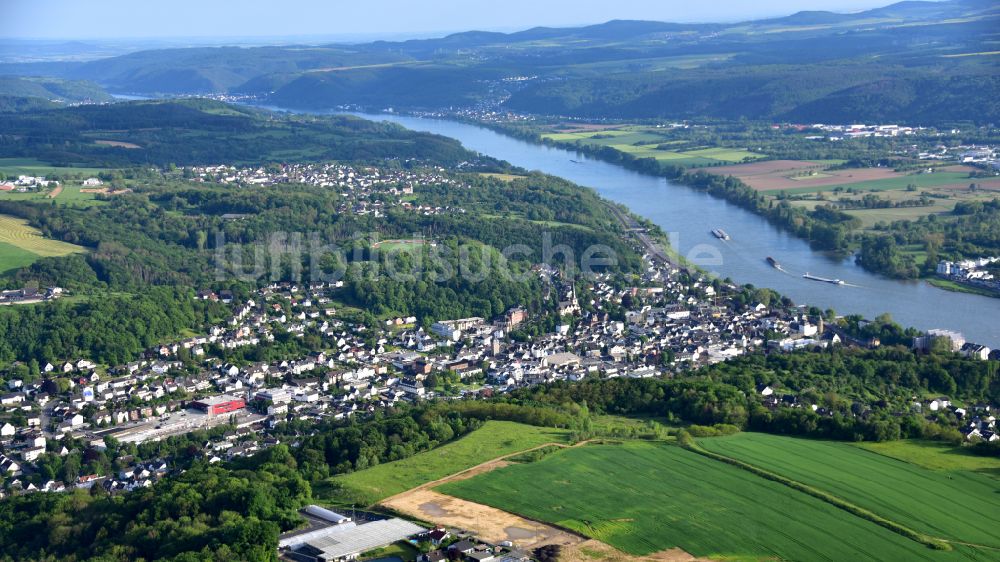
[262,107,1000,347]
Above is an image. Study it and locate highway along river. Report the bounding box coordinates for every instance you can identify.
[280,107,1000,346]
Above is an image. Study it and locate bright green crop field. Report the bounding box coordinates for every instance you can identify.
[0,214,87,273]
[699,433,1000,550]
[322,420,571,506]
[540,129,764,167]
[0,158,108,180]
[439,441,981,560]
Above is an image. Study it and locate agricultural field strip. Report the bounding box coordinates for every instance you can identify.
[330,421,572,505]
[856,440,1000,473]
[698,433,1000,549]
[540,131,761,163]
[377,439,581,504]
[438,442,961,560]
[760,172,1000,195]
[0,214,85,257]
[0,241,42,273]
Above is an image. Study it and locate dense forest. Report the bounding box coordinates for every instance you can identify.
[0,76,111,104]
[0,99,480,167]
[506,63,999,126]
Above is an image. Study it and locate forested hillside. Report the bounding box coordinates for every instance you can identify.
[0,99,476,167]
[506,63,1000,125]
[0,76,110,103]
[4,0,995,125]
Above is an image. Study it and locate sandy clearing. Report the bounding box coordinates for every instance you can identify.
[94,139,142,149]
[566,540,713,562]
[930,181,1000,192]
[706,164,903,191]
[80,187,132,195]
[383,489,582,550]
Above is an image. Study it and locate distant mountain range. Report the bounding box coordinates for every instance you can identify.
[0,76,112,113]
[1,0,997,124]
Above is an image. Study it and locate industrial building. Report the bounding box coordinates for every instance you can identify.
[190,395,246,416]
[279,516,425,561]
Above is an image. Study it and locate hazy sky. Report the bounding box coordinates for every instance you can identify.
[5,0,907,40]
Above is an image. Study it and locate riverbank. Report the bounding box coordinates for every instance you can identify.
[470,119,998,292]
[927,277,1000,299]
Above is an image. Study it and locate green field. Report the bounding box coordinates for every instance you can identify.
[855,439,1000,473]
[699,433,1000,550]
[359,540,420,561]
[439,441,976,560]
[540,128,763,167]
[0,214,86,273]
[0,184,104,208]
[0,241,42,272]
[478,172,526,182]
[324,421,572,505]
[371,238,431,252]
[0,157,108,178]
[678,147,762,162]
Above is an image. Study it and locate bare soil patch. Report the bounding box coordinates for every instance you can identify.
[46,185,63,198]
[939,164,980,173]
[706,161,902,191]
[932,181,1000,192]
[704,159,821,177]
[80,187,132,195]
[565,539,711,562]
[94,140,142,149]
[383,489,582,550]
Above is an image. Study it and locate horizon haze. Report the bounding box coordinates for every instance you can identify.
[5,0,917,40]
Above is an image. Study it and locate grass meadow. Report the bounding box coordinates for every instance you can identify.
[0,185,104,208]
[540,128,763,168]
[0,214,86,273]
[854,438,1000,473]
[698,432,1000,550]
[321,421,572,506]
[438,441,979,560]
[0,157,107,179]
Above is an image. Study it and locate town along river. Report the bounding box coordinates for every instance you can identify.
[280,108,1000,347]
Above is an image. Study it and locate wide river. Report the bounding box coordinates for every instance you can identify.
[270,107,1000,347]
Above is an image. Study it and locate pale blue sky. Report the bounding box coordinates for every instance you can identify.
[5,0,911,40]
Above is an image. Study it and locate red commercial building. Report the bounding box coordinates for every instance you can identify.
[191,395,246,416]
